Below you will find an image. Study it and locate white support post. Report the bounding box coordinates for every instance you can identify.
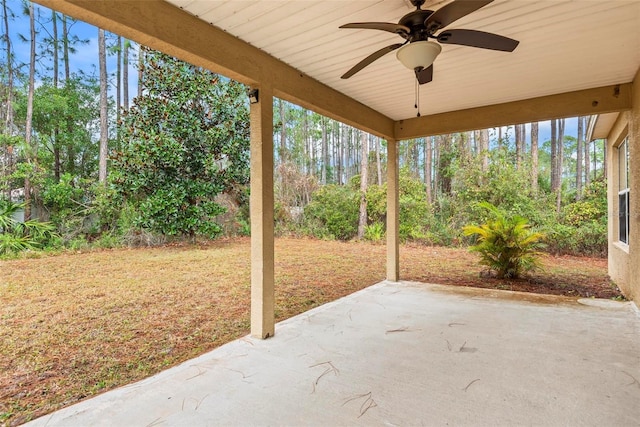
[386,138,399,282]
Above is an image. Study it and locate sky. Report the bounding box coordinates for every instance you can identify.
[5,1,139,104]
[4,1,583,145]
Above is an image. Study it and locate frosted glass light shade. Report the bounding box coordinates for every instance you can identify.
[396,41,442,70]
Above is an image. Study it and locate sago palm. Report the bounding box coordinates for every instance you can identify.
[463,202,545,279]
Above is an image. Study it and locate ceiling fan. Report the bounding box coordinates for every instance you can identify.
[340,0,519,85]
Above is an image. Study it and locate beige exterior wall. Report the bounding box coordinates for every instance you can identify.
[607,68,640,301]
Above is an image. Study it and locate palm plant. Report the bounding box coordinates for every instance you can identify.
[463,202,545,279]
[0,200,57,255]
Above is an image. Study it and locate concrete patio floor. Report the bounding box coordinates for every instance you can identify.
[27,281,640,426]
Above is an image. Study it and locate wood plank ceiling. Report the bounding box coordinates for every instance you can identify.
[167,0,640,122]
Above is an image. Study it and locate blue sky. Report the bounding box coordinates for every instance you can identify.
[5,1,138,103]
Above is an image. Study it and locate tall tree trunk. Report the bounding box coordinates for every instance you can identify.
[2,0,14,201]
[62,15,70,81]
[376,136,382,186]
[98,28,108,184]
[52,11,58,86]
[52,11,62,182]
[550,119,558,191]
[62,14,75,176]
[433,135,441,197]
[321,116,327,184]
[476,128,489,174]
[303,109,310,175]
[337,123,343,185]
[439,134,452,194]
[414,138,420,177]
[357,131,368,239]
[3,0,13,133]
[462,131,472,163]
[123,39,129,110]
[116,36,122,125]
[556,119,565,213]
[602,139,607,180]
[584,133,591,186]
[515,124,524,168]
[576,116,584,199]
[425,136,432,204]
[279,99,286,162]
[530,122,539,194]
[137,44,144,98]
[24,3,36,220]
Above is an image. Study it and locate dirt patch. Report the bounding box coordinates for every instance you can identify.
[0,238,620,425]
[400,245,617,299]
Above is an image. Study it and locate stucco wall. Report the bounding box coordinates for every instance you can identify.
[608,68,640,301]
[607,114,630,296]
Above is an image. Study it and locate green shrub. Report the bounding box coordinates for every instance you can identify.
[463,202,545,279]
[365,184,387,224]
[93,232,123,249]
[304,185,359,240]
[366,170,432,242]
[545,221,606,257]
[0,201,59,255]
[364,222,385,242]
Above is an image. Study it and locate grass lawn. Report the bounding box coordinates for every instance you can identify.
[0,237,619,425]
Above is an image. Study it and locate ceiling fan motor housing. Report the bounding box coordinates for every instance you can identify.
[398,9,435,41]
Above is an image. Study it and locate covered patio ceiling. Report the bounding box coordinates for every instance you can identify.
[170,0,640,122]
[35,0,639,139]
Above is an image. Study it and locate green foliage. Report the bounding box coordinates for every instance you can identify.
[365,184,386,223]
[463,202,545,279]
[111,49,250,240]
[14,77,100,180]
[0,200,59,256]
[366,169,432,242]
[562,201,602,227]
[545,221,606,257]
[398,170,430,241]
[543,178,607,256]
[364,222,384,242]
[451,147,551,228]
[303,185,359,240]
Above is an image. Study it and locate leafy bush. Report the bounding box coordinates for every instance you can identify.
[0,201,59,255]
[544,178,607,256]
[463,202,545,279]
[366,169,432,242]
[545,221,606,257]
[450,148,553,230]
[111,49,249,240]
[364,222,384,242]
[303,185,359,240]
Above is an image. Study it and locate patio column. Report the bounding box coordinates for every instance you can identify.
[250,85,275,339]
[386,138,399,281]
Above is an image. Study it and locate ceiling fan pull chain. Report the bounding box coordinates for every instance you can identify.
[415,78,421,117]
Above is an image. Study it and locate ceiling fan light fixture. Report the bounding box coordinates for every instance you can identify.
[396,41,442,71]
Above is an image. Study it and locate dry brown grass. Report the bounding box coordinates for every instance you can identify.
[0,237,618,425]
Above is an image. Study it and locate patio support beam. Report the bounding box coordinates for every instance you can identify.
[250,86,275,339]
[386,139,399,282]
[32,0,395,140]
[395,83,633,139]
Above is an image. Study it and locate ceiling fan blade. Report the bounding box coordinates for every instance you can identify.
[340,22,410,36]
[341,43,404,79]
[437,29,519,52]
[425,0,493,32]
[415,65,433,85]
